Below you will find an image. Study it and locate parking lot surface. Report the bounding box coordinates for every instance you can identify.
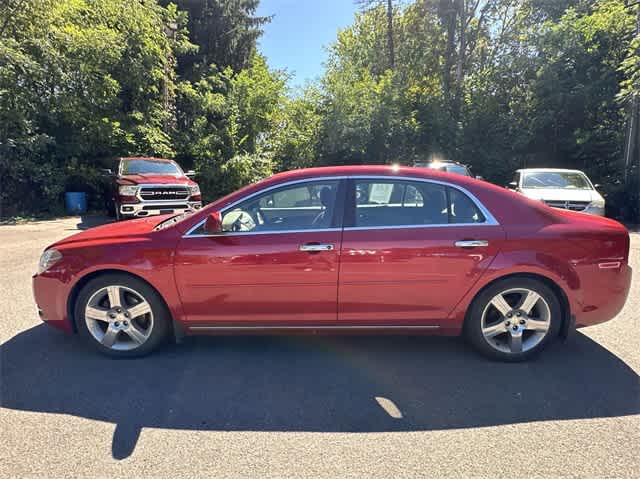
[1,216,638,478]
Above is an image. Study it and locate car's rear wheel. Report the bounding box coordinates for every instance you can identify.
[465,277,561,361]
[74,274,170,358]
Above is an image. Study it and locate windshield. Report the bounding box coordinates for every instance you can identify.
[522,171,592,189]
[444,165,470,176]
[121,159,182,176]
[415,162,471,176]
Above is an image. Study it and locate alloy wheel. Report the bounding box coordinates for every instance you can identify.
[84,285,154,351]
[480,287,551,355]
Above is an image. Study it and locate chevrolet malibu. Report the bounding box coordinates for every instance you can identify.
[33,166,632,361]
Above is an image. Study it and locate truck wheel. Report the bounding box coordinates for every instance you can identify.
[105,198,116,218]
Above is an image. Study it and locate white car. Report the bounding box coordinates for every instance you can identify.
[508,168,605,216]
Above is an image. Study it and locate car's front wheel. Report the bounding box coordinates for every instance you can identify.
[465,277,561,361]
[74,274,170,358]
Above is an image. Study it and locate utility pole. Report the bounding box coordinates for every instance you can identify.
[623,3,640,223]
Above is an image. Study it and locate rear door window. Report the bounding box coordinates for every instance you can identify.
[352,180,486,227]
[354,180,447,227]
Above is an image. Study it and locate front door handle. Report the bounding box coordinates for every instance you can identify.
[455,240,489,248]
[299,243,335,252]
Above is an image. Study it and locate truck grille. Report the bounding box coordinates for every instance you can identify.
[543,200,590,211]
[139,186,189,201]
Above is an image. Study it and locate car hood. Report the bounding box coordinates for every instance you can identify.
[117,174,194,186]
[519,188,601,202]
[51,216,170,248]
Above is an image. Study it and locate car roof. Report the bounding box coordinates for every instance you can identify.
[257,165,482,189]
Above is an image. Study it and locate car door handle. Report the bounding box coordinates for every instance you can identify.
[299,243,335,252]
[454,240,489,248]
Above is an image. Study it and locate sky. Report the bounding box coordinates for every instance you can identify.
[256,0,360,87]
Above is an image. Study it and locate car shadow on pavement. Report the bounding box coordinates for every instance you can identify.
[1,325,638,460]
[74,214,113,230]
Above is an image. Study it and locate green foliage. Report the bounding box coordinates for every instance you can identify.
[311,0,637,217]
[198,152,273,203]
[173,53,287,198]
[0,0,275,216]
[162,0,270,76]
[1,0,638,220]
[0,0,188,215]
[270,86,323,171]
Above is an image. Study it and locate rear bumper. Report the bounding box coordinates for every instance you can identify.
[120,201,202,218]
[574,264,632,328]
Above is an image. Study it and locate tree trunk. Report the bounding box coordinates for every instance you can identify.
[386,0,395,69]
[441,1,457,104]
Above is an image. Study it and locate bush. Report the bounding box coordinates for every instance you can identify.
[196,153,274,203]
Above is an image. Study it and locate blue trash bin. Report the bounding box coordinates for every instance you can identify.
[65,192,87,214]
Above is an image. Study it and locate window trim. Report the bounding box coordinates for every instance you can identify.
[184,177,348,237]
[183,175,499,238]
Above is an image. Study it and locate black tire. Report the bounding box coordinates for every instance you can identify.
[74,273,171,358]
[464,277,562,362]
[105,197,116,218]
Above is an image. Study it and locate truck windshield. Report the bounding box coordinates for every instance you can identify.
[522,171,592,189]
[121,159,182,176]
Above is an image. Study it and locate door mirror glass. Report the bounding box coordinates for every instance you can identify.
[203,211,222,233]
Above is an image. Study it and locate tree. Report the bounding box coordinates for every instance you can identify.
[0,0,188,215]
[357,0,396,69]
[161,0,270,77]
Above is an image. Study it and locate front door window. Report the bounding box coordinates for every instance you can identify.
[221,180,340,233]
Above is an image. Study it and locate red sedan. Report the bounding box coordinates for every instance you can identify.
[33,166,632,361]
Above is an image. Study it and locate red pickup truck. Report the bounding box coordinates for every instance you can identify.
[104,157,202,220]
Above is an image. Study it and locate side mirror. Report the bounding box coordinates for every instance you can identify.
[101,168,113,176]
[507,181,518,190]
[475,175,484,180]
[185,170,196,178]
[203,211,222,234]
[593,183,601,189]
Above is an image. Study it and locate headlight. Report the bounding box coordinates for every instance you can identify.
[188,184,201,196]
[118,185,139,196]
[38,249,62,274]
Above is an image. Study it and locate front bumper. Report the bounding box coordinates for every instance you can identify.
[33,272,74,333]
[120,201,202,218]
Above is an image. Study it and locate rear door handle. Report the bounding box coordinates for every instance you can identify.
[454,240,489,248]
[299,243,335,252]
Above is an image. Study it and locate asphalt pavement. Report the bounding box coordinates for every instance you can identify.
[1,215,638,478]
